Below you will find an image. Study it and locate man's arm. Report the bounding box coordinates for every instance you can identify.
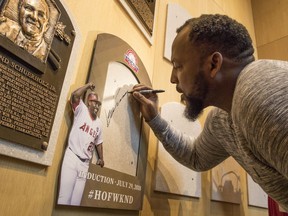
[71,82,95,105]
[148,113,229,172]
[96,143,104,167]
[131,84,229,172]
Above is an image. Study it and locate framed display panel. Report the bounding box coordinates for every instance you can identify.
[211,157,242,204]
[164,3,191,61]
[247,174,268,208]
[64,33,151,210]
[154,102,201,198]
[0,0,78,165]
[119,0,157,44]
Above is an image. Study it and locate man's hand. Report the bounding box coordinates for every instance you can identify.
[71,82,96,104]
[131,84,159,122]
[87,82,95,91]
[96,159,104,168]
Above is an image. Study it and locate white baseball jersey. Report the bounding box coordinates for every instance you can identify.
[68,99,103,160]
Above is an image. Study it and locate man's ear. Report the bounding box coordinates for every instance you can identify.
[209,52,223,78]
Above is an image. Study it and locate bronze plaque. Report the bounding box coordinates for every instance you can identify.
[124,0,156,35]
[0,0,75,150]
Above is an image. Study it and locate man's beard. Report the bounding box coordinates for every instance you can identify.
[184,96,204,121]
[183,71,207,121]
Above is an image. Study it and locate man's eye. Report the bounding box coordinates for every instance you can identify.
[24,5,33,12]
[174,64,182,69]
[172,62,182,69]
[38,12,45,18]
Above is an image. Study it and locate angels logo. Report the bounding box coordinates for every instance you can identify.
[124,49,139,73]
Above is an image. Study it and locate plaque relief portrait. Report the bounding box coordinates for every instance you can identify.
[0,0,60,62]
[0,0,76,165]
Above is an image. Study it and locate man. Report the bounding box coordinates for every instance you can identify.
[58,82,104,206]
[132,14,288,211]
[0,0,50,61]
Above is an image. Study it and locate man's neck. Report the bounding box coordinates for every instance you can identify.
[211,58,254,113]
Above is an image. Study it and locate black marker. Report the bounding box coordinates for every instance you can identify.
[128,89,165,94]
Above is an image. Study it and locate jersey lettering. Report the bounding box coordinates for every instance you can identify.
[79,122,98,138]
[85,125,90,133]
[87,142,94,152]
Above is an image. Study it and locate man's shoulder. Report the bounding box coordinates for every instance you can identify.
[0,17,20,39]
[239,59,288,80]
[0,17,19,27]
[232,59,288,122]
[235,60,288,99]
[72,99,86,112]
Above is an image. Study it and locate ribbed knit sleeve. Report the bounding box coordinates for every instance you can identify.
[148,112,229,171]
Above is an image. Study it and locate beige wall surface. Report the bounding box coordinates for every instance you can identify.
[252,0,288,61]
[0,0,268,216]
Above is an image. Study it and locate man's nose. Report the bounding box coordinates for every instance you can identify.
[170,69,177,84]
[30,11,38,20]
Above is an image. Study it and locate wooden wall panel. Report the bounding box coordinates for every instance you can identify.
[252,0,288,61]
[257,36,288,61]
[252,0,288,47]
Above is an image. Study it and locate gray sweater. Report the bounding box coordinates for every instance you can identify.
[148,60,288,211]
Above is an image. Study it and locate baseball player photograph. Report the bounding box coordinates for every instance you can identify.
[57,82,104,206]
